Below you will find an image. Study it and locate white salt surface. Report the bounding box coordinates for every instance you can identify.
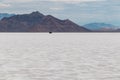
[0,33,120,80]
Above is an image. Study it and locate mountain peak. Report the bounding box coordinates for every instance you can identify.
[46,15,54,18]
[64,19,72,22]
[30,11,44,17]
[43,15,62,22]
[45,15,59,20]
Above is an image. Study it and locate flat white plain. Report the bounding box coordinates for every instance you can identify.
[0,33,120,80]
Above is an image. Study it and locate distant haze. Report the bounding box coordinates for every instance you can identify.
[0,13,14,19]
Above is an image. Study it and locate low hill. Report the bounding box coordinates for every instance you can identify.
[84,23,117,31]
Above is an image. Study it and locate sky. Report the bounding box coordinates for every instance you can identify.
[0,0,120,26]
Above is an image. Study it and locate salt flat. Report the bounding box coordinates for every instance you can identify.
[0,33,120,80]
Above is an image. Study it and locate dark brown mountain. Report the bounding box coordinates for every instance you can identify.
[0,11,90,32]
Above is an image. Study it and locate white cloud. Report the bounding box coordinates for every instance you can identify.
[0,3,10,8]
[50,7,64,10]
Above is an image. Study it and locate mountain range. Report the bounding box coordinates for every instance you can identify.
[0,12,120,32]
[0,11,90,32]
[84,23,118,31]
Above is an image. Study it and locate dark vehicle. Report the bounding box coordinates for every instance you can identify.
[49,32,52,34]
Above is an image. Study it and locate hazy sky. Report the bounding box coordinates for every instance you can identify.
[0,0,120,26]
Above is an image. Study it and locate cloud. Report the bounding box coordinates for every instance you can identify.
[48,0,106,4]
[50,7,64,10]
[2,0,34,3]
[1,0,106,4]
[0,3,10,8]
